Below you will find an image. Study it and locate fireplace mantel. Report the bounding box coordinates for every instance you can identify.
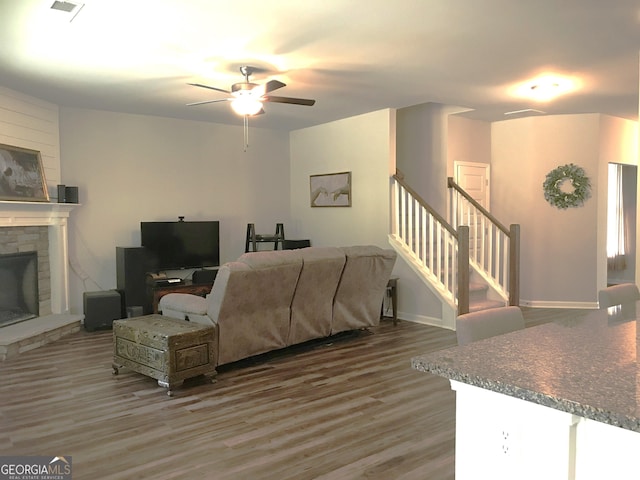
[0,201,79,314]
[0,200,78,226]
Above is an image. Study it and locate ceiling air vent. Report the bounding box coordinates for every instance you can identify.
[50,1,78,12]
[503,109,546,118]
[50,1,84,21]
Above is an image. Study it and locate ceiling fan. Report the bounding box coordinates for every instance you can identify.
[187,66,316,116]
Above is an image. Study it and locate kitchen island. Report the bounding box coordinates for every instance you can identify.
[413,303,640,480]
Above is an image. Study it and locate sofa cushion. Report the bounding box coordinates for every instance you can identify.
[332,245,397,334]
[210,253,303,365]
[237,249,303,268]
[288,246,346,345]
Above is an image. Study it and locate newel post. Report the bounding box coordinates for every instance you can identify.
[457,225,470,315]
[509,224,520,306]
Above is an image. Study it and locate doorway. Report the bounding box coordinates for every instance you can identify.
[454,162,490,208]
[454,162,490,255]
[607,163,637,285]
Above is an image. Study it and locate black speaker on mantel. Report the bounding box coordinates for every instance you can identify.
[57,184,66,203]
[65,186,79,203]
[56,184,79,203]
[116,247,150,314]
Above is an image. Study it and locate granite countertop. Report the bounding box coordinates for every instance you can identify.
[412,303,640,432]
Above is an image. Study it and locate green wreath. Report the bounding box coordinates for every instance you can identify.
[543,163,591,210]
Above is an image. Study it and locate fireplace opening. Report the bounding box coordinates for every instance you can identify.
[0,251,38,327]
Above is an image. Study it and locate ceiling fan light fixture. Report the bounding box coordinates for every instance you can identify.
[230,95,263,116]
[187,65,315,119]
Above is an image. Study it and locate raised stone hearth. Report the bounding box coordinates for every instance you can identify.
[0,314,81,361]
[0,201,82,361]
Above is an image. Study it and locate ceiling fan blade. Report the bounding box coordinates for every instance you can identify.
[187,82,230,94]
[186,98,230,106]
[251,79,286,97]
[264,79,286,93]
[263,95,315,106]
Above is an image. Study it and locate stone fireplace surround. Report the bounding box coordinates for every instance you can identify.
[0,201,82,361]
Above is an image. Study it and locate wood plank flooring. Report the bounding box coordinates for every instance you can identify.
[0,308,590,480]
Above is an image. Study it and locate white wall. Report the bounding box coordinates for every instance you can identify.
[396,103,450,214]
[60,107,290,314]
[492,114,637,307]
[289,109,444,324]
[492,114,599,306]
[0,86,61,194]
[448,115,492,171]
[289,109,395,246]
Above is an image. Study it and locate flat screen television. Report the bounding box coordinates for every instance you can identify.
[140,220,220,271]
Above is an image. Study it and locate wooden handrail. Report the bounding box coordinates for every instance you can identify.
[447,176,520,307]
[447,177,510,235]
[394,173,457,237]
[391,173,470,315]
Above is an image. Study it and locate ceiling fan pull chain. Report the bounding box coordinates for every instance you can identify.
[243,115,249,152]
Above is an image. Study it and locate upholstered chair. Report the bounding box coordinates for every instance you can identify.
[598,283,640,309]
[456,306,525,346]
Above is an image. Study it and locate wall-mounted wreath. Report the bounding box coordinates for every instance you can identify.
[542,163,591,210]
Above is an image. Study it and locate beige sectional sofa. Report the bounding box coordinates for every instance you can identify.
[159,245,397,367]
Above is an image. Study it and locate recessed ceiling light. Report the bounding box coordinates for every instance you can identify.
[511,74,579,102]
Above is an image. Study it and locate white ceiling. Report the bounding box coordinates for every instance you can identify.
[1,0,639,131]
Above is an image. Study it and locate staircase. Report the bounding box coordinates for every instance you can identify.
[469,276,505,312]
[389,172,519,328]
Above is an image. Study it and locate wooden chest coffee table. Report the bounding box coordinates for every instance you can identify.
[112,314,216,396]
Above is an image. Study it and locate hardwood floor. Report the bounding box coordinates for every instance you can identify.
[0,308,590,480]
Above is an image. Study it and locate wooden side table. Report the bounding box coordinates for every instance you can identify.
[381,277,399,325]
[112,314,216,396]
[387,277,398,325]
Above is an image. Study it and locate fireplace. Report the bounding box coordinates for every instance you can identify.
[0,251,39,327]
[0,201,81,361]
[0,201,77,321]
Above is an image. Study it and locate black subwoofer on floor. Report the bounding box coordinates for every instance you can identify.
[83,290,122,332]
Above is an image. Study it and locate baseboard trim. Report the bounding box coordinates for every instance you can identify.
[397,311,455,330]
[519,299,598,309]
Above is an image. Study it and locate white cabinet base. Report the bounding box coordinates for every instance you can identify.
[451,381,640,480]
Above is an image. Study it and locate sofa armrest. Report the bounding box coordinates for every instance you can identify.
[159,293,208,316]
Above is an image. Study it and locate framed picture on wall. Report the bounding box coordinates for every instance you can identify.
[310,171,352,207]
[0,143,49,202]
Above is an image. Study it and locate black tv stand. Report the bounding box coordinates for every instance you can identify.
[154,277,184,287]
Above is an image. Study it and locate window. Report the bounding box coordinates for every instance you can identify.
[607,163,626,270]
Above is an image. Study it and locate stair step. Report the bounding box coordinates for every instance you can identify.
[469,282,487,293]
[468,299,506,313]
[469,282,488,302]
